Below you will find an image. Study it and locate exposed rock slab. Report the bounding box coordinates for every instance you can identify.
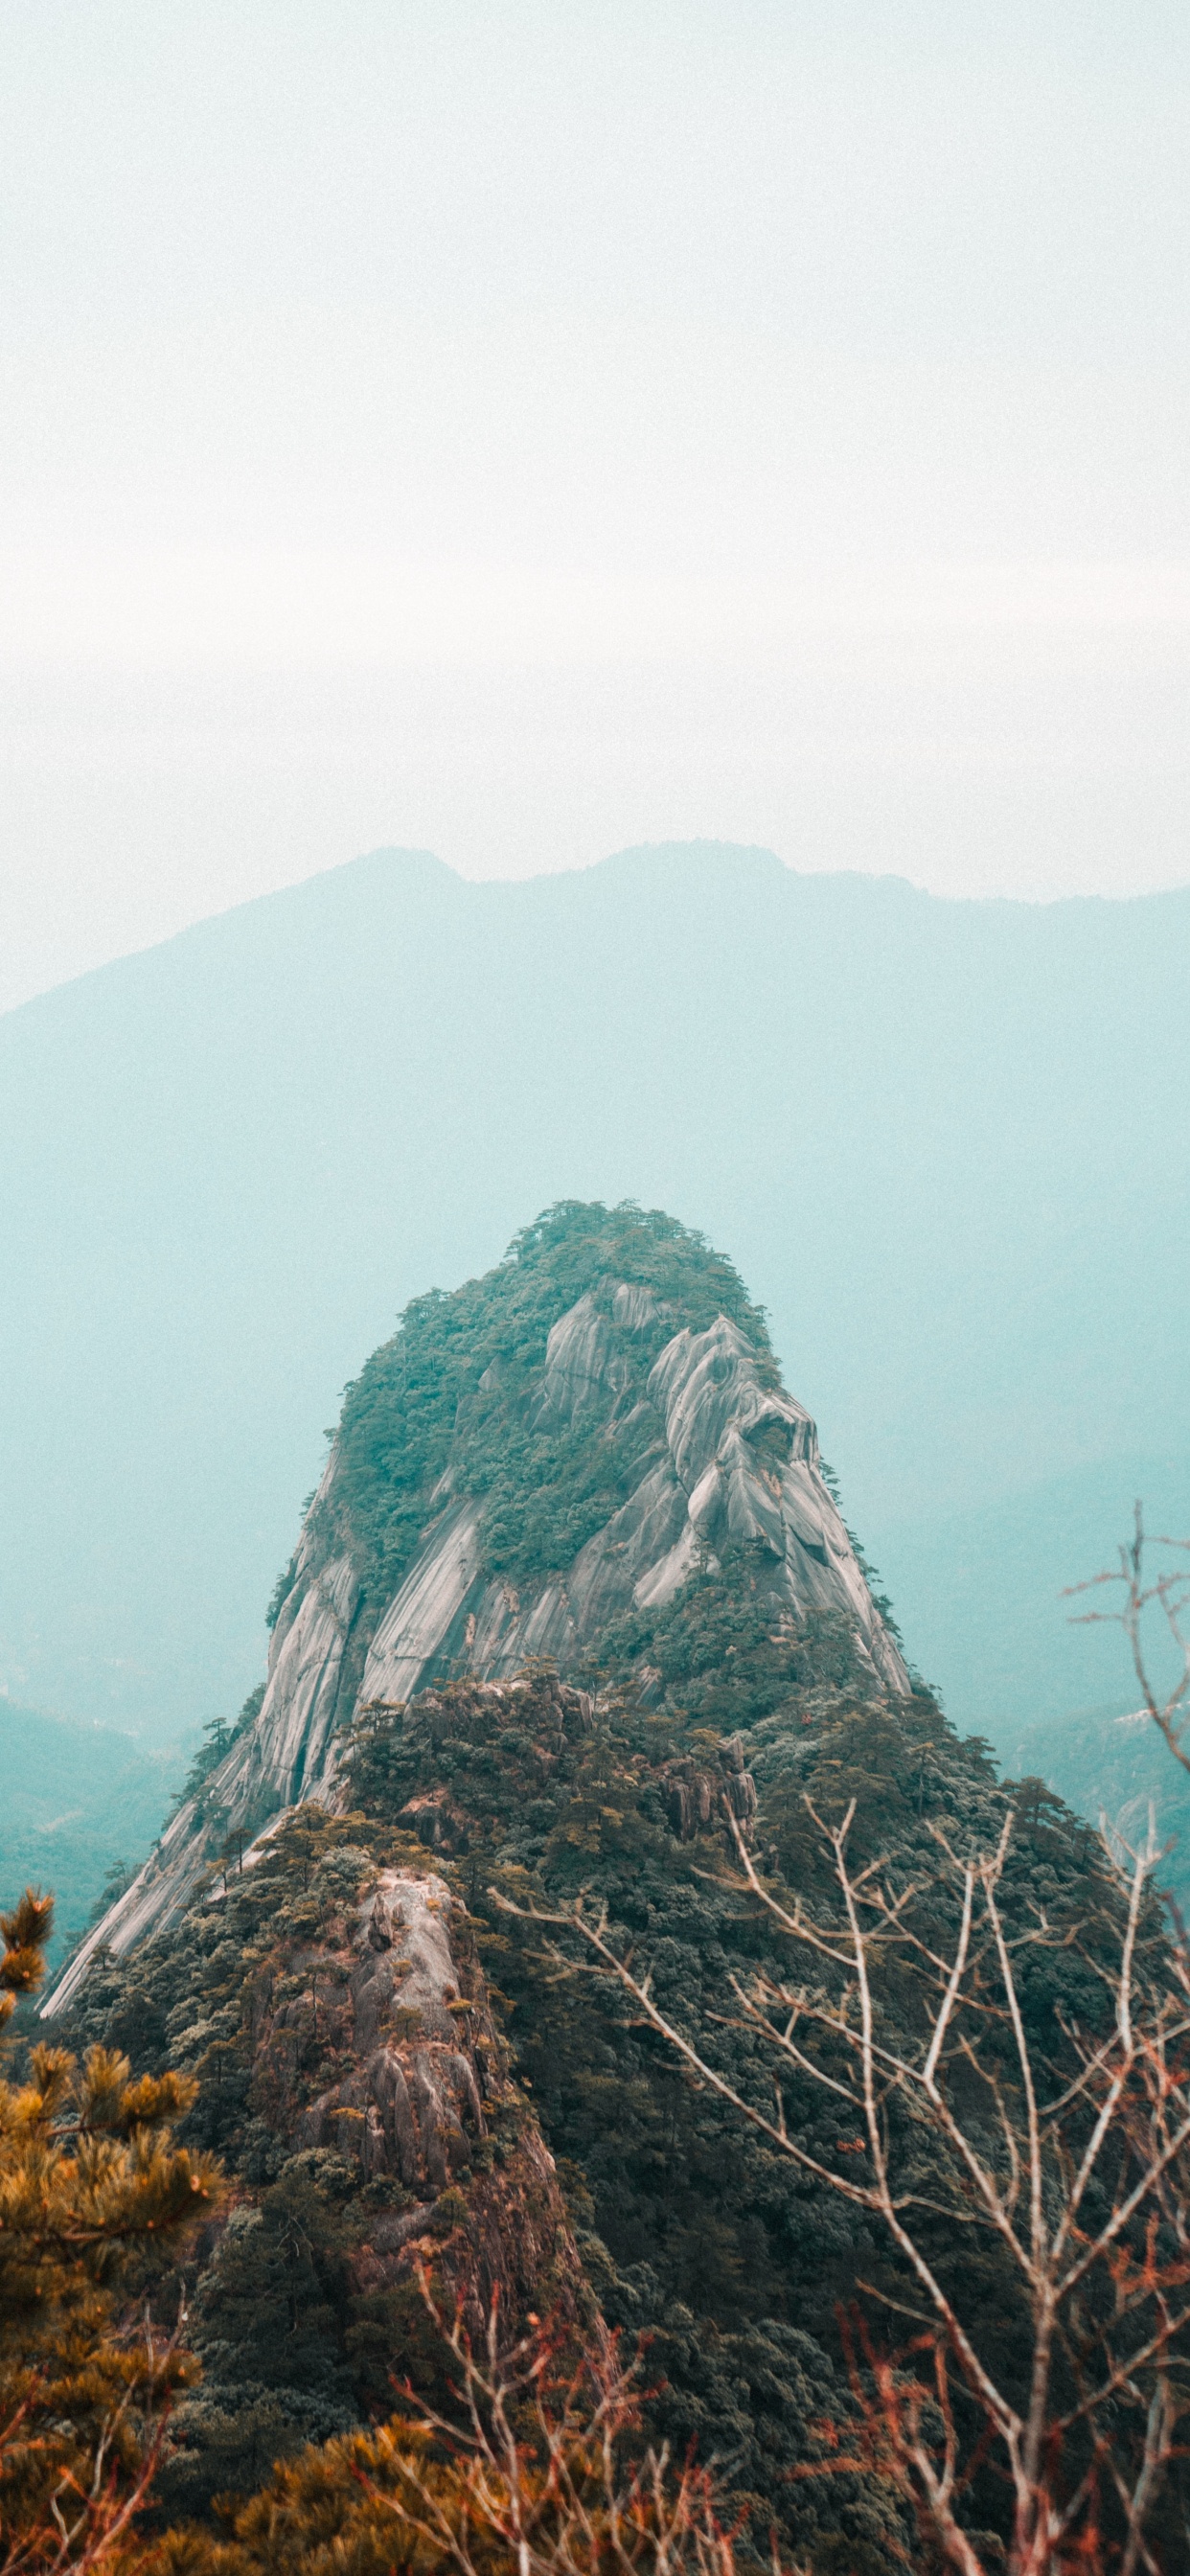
[360,1307,907,1701]
[248,1862,583,2333]
[45,1485,359,2013]
[47,1285,906,2010]
[291,1872,488,2188]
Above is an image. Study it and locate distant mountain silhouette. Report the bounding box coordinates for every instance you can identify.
[1,841,1186,1772]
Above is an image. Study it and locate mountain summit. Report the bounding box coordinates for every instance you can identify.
[51,1206,1132,2561]
[48,1204,904,2012]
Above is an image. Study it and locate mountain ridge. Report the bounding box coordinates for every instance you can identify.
[11,836,1190,1030]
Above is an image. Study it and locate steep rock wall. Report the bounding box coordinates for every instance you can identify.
[47,1280,906,2012]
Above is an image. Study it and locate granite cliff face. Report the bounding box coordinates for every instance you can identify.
[360,1300,904,1699]
[48,1213,906,2013]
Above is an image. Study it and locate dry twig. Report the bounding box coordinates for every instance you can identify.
[1066,1505,1190,1778]
[351,2268,787,2576]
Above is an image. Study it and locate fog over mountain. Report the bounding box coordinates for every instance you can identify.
[0,1698,188,1962]
[2,841,1186,1773]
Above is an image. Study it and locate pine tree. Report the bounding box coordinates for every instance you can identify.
[0,1889,220,2568]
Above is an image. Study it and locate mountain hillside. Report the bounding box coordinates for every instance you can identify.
[50,1207,1167,2565]
[2,842,1187,1771]
[48,1203,904,2012]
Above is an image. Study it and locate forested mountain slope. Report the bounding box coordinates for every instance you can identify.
[48,1204,904,2011]
[50,1208,1175,2566]
[2,841,1186,1772]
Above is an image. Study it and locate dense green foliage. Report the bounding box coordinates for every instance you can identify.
[346,1579,1152,2568]
[36,1206,1190,2568]
[309,1201,775,1630]
[59,1806,544,2524]
[65,1558,1158,2565]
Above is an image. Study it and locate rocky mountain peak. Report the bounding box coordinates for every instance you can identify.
[47,1206,905,2013]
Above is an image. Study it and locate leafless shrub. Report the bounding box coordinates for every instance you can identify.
[350,2268,782,2576]
[501,1786,1190,2571]
[178,2267,792,2576]
[1067,1504,1190,1780]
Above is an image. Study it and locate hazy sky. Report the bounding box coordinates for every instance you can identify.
[3,2,1189,1010]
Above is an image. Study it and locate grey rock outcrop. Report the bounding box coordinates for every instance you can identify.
[293,1871,489,2193]
[46,1285,906,2012]
[661,1734,760,1843]
[360,1304,906,1701]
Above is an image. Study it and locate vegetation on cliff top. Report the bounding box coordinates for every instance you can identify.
[14,1208,1190,2572]
[275,1201,777,1635]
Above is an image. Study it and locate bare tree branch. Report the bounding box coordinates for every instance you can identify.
[1066,1505,1190,1777]
[495,1780,1190,2572]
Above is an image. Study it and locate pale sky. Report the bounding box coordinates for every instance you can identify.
[3,1,1189,1011]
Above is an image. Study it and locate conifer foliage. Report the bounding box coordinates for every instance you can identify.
[152,2276,747,2576]
[0,1891,219,2572]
